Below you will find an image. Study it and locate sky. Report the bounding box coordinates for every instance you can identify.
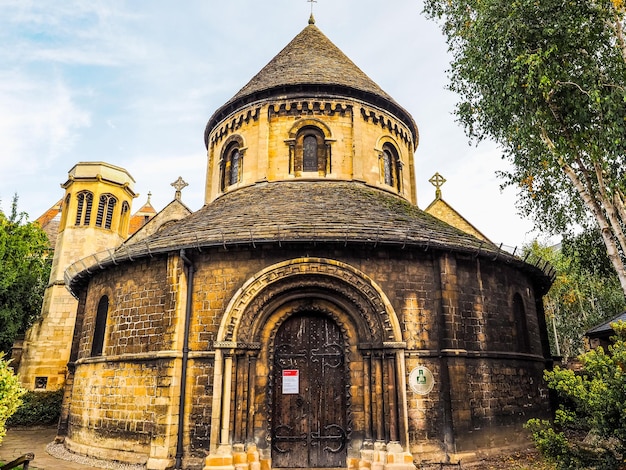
[0,0,553,250]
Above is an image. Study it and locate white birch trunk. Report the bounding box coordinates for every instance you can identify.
[561,160,626,295]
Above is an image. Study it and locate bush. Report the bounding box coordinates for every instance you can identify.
[7,389,63,427]
[526,321,626,469]
[0,353,25,444]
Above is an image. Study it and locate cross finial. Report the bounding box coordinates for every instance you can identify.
[308,0,317,23]
[171,176,188,201]
[429,172,446,199]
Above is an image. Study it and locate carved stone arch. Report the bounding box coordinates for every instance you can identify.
[287,118,333,139]
[216,258,402,346]
[375,134,402,151]
[220,133,246,152]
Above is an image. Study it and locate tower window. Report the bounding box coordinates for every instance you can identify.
[96,194,117,229]
[380,144,402,191]
[303,135,318,171]
[294,127,327,175]
[221,142,243,191]
[120,201,130,232]
[91,295,109,356]
[75,191,93,226]
[60,194,71,228]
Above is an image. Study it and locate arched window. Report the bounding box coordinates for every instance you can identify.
[294,127,327,175]
[60,193,71,228]
[513,293,530,352]
[120,201,130,232]
[96,194,117,229]
[380,143,402,191]
[91,295,109,356]
[221,142,243,190]
[74,191,93,226]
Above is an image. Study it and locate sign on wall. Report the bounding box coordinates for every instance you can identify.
[409,366,434,395]
[282,369,299,394]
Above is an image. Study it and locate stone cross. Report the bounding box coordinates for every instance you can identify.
[171,176,189,201]
[429,172,446,199]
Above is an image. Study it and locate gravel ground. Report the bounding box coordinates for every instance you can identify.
[46,442,146,470]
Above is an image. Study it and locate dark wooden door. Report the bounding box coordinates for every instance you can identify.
[271,313,347,468]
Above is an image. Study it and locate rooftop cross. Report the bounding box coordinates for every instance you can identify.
[171,176,189,201]
[429,172,446,199]
[308,0,317,24]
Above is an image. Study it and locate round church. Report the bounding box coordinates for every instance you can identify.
[58,17,553,470]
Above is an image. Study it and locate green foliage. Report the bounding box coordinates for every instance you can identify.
[0,195,52,353]
[526,232,626,359]
[6,389,63,427]
[0,353,25,444]
[526,321,626,468]
[424,0,626,293]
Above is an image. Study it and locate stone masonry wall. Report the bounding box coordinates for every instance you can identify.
[67,243,550,467]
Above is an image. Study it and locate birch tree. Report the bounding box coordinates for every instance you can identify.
[424,0,626,294]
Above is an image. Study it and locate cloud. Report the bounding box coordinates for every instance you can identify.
[0,70,90,175]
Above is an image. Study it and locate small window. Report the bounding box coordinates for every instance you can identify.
[120,201,130,231]
[60,194,71,228]
[91,295,109,356]
[75,191,93,226]
[380,144,401,191]
[221,143,243,190]
[294,127,327,175]
[513,293,530,352]
[96,194,117,229]
[303,135,318,171]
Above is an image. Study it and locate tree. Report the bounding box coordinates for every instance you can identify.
[0,196,51,354]
[423,0,626,294]
[527,231,626,360]
[0,353,24,444]
[526,321,626,469]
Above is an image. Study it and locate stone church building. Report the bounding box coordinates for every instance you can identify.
[30,16,553,470]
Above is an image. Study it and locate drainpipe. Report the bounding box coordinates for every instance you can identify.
[175,249,194,469]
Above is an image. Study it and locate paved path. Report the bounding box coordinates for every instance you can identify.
[0,427,98,469]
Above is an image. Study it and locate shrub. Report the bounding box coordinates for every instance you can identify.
[526,321,626,469]
[0,353,25,444]
[7,388,63,427]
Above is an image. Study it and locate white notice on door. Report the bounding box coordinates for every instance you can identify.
[282,369,299,394]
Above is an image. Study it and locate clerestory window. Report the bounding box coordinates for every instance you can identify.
[294,127,327,175]
[221,142,243,191]
[380,143,402,191]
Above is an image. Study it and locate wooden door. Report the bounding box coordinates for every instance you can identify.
[271,313,347,468]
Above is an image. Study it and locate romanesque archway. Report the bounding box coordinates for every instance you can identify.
[209,258,409,469]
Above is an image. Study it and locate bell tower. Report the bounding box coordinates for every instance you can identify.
[18,162,137,390]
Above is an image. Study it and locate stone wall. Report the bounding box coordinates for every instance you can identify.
[64,243,551,468]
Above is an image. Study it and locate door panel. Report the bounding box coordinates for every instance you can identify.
[272,314,347,468]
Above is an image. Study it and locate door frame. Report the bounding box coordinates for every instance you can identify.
[209,258,410,466]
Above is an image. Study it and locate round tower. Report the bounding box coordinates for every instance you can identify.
[57,19,552,470]
[204,18,419,205]
[18,162,136,390]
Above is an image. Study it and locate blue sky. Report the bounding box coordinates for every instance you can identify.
[0,0,549,249]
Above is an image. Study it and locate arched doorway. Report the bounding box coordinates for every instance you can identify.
[271,312,348,468]
[208,259,412,470]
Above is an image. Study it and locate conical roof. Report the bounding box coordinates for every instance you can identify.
[205,20,418,147]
